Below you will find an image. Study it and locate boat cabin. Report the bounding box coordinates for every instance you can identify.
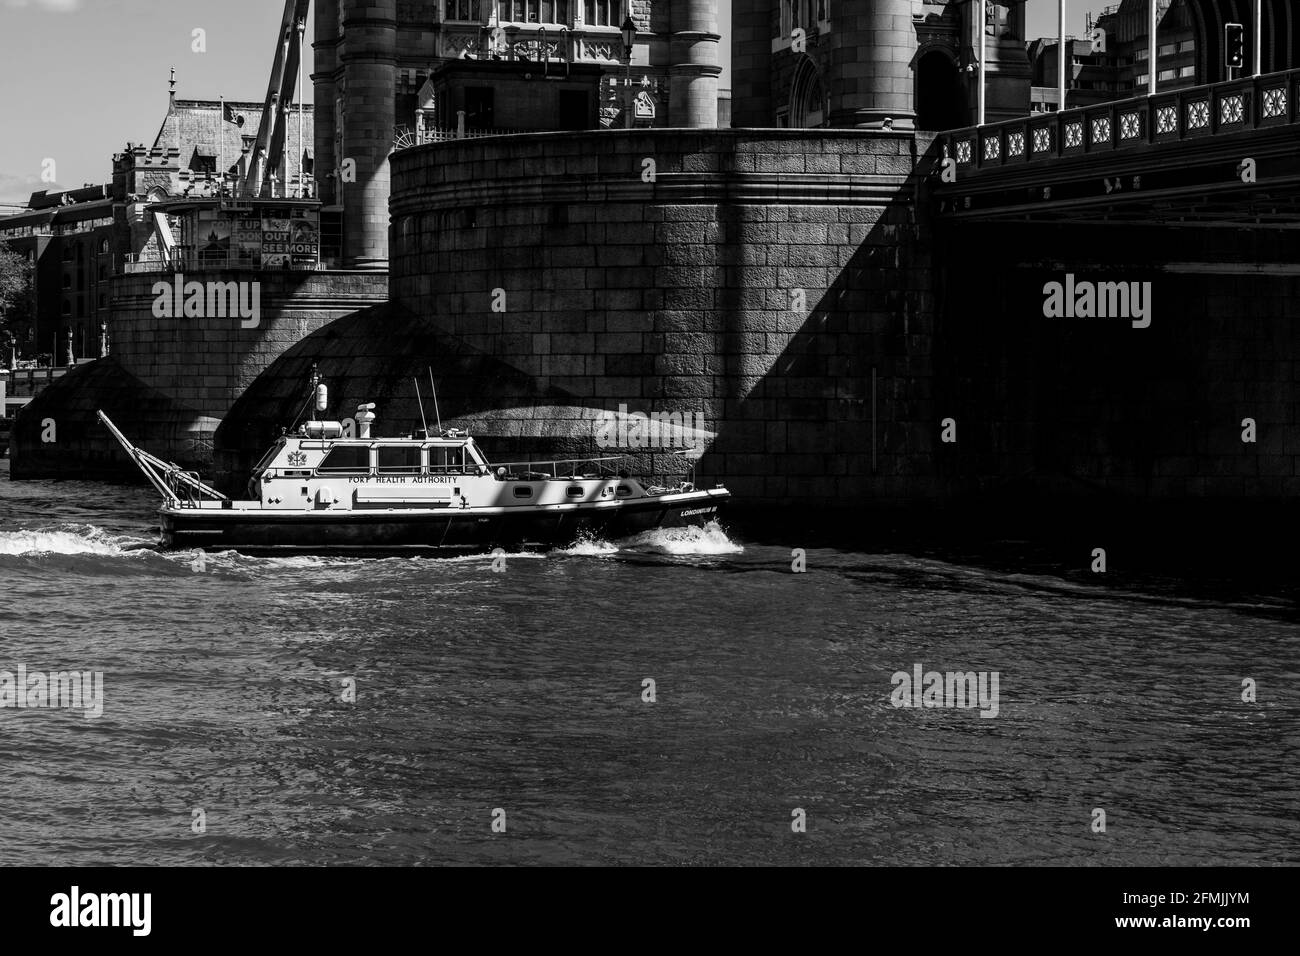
[244,413,641,512]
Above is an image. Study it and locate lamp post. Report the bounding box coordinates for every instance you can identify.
[1058,0,1066,112]
[1254,0,1263,76]
[1149,0,1157,95]
[621,15,637,129]
[976,0,986,125]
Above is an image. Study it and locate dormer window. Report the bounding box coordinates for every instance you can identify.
[191,148,217,175]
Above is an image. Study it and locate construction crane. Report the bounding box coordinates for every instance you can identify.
[242,0,312,198]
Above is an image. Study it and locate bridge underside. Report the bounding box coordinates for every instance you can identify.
[921,78,1300,524]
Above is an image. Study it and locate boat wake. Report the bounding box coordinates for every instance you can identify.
[0,525,149,557]
[552,521,744,557]
[0,522,742,564]
[552,535,621,557]
[618,521,744,555]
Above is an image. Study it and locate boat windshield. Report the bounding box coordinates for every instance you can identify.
[251,439,286,477]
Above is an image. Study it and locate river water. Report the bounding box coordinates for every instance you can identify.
[0,459,1295,866]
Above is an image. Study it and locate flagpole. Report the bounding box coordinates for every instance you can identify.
[219,95,225,195]
[297,19,305,198]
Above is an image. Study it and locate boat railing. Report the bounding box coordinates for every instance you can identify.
[97,411,228,507]
[167,471,206,508]
[492,456,628,480]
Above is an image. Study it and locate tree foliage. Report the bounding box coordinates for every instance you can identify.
[0,243,34,337]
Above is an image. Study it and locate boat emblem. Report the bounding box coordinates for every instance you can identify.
[287,451,307,466]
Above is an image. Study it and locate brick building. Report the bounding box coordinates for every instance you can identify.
[1027,38,1115,113]
[1027,1,1198,113]
[0,94,316,367]
[0,187,115,366]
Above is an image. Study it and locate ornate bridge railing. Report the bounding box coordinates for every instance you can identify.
[393,124,530,152]
[939,68,1300,176]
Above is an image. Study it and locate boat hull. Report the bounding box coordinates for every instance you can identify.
[159,490,728,553]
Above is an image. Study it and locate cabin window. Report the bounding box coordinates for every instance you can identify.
[316,445,371,474]
[566,486,583,498]
[429,445,469,473]
[617,484,633,497]
[377,445,422,475]
[513,486,533,499]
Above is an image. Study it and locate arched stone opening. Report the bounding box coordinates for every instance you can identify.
[787,56,826,128]
[915,49,962,132]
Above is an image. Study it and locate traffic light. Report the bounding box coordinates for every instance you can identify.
[1225,22,1245,69]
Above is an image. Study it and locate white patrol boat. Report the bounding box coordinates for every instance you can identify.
[97,398,728,554]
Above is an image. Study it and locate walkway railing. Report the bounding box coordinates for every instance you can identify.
[119,251,335,274]
[393,123,529,151]
[492,457,628,480]
[940,68,1300,175]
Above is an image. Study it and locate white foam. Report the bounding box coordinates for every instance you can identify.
[185,549,550,569]
[553,537,620,557]
[618,521,744,555]
[0,526,130,556]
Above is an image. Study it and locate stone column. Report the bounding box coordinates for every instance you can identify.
[727,0,772,127]
[669,0,722,128]
[339,0,395,270]
[828,0,916,129]
[313,0,339,205]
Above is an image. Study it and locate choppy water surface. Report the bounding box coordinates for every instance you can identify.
[0,460,1295,865]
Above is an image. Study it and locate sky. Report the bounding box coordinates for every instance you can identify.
[1026,0,1095,40]
[0,0,1075,206]
[0,0,316,205]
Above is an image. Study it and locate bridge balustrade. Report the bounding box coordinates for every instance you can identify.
[942,70,1300,175]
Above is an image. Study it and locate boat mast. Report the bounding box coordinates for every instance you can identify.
[427,367,442,434]
[413,377,430,437]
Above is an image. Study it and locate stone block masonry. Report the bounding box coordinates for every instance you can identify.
[389,128,939,512]
[10,271,388,483]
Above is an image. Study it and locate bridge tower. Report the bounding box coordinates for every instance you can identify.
[313,0,396,271]
[732,1,1031,130]
[732,1,919,129]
